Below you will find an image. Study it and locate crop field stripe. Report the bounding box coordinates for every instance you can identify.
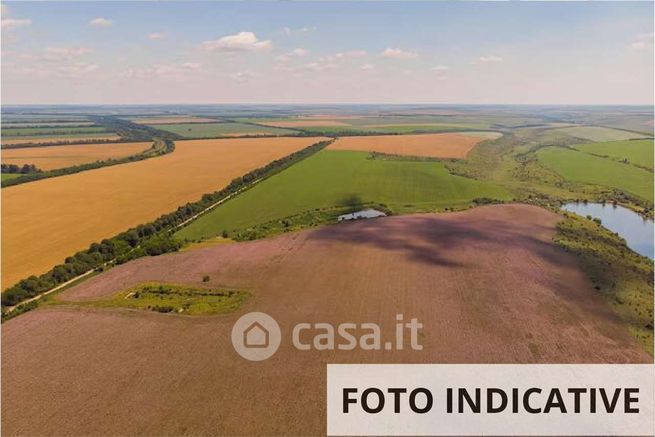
[1,142,153,171]
[556,126,651,142]
[328,132,501,158]
[147,122,296,138]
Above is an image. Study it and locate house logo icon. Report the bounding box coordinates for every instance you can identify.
[243,321,269,348]
[231,312,281,361]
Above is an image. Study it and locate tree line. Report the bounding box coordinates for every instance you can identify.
[1,163,42,174]
[1,139,333,309]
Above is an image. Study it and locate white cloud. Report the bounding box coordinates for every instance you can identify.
[57,62,99,77]
[201,31,272,52]
[304,60,338,72]
[360,64,375,71]
[291,48,309,57]
[119,62,202,80]
[89,17,113,28]
[382,48,418,59]
[148,32,165,40]
[282,26,316,36]
[431,65,449,72]
[1,18,31,30]
[44,46,92,61]
[229,70,256,82]
[630,32,653,50]
[276,47,309,62]
[478,55,503,63]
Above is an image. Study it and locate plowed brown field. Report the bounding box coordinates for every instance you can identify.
[2,205,648,435]
[328,133,497,158]
[2,137,326,288]
[1,141,152,170]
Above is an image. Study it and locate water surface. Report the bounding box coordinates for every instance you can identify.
[562,202,654,259]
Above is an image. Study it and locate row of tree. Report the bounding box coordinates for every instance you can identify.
[1,164,42,174]
[1,139,333,308]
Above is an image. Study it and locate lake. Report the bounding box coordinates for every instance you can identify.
[562,202,654,259]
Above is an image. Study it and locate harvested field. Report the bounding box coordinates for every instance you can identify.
[1,136,326,288]
[2,205,649,435]
[328,132,498,158]
[1,134,121,145]
[131,116,219,125]
[1,141,152,170]
[257,119,352,128]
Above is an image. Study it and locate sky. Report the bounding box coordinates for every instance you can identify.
[1,1,653,105]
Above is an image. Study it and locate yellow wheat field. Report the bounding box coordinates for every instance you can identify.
[328,132,499,158]
[2,137,327,288]
[2,142,152,171]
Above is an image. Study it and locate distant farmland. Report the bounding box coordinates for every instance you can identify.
[328,132,501,158]
[149,122,296,138]
[537,146,653,200]
[1,141,152,171]
[1,125,108,137]
[1,133,121,145]
[2,136,327,288]
[176,149,512,241]
[130,116,219,124]
[573,139,654,170]
[556,126,651,142]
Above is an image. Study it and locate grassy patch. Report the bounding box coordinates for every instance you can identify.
[176,149,512,241]
[81,282,249,315]
[537,147,653,201]
[573,139,654,171]
[554,213,653,354]
[148,122,295,138]
[556,126,650,142]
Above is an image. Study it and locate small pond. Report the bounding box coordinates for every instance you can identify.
[562,202,654,259]
[338,208,387,222]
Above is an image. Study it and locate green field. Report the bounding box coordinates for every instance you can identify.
[1,126,108,137]
[537,146,653,201]
[149,122,295,138]
[176,150,512,240]
[556,126,650,142]
[574,139,654,170]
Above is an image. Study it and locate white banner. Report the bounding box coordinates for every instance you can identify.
[327,364,654,436]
